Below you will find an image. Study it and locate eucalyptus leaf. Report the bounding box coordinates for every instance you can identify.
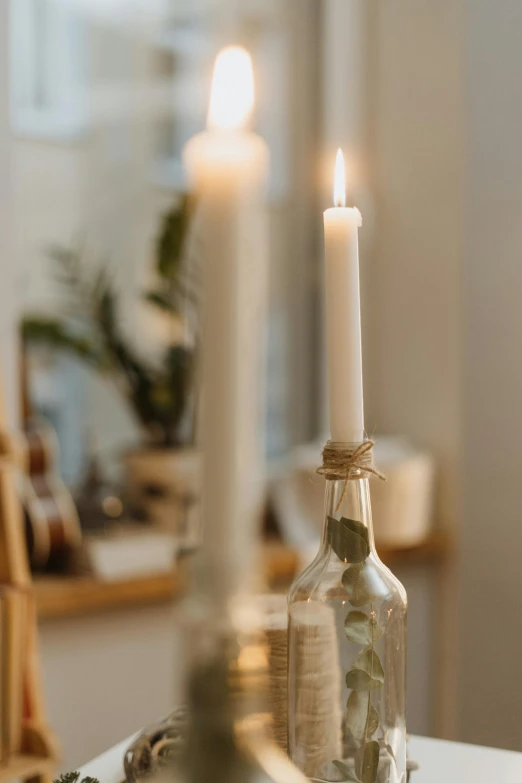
[346,691,380,742]
[350,580,374,607]
[342,567,373,607]
[360,563,391,602]
[342,564,363,589]
[328,517,369,563]
[343,563,390,607]
[332,760,360,782]
[366,701,380,738]
[353,649,385,684]
[355,740,380,783]
[344,611,374,645]
[340,516,369,546]
[345,691,369,741]
[345,669,382,691]
[343,726,359,755]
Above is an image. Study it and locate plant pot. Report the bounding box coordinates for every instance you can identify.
[124,447,201,542]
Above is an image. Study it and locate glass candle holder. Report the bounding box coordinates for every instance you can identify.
[173,549,310,783]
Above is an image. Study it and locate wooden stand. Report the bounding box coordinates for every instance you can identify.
[0,456,58,783]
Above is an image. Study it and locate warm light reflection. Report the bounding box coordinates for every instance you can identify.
[334,148,346,208]
[207,46,254,131]
[102,495,123,519]
[238,643,267,673]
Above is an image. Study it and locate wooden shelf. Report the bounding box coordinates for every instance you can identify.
[34,532,452,622]
[33,541,297,621]
[378,529,452,566]
[0,754,54,783]
[262,539,300,585]
[34,570,182,621]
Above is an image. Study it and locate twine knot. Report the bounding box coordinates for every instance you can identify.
[317,440,386,482]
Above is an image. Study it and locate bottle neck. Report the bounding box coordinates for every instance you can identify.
[321,477,376,557]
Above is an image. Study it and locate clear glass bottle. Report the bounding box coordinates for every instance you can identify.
[174,557,309,783]
[288,450,408,783]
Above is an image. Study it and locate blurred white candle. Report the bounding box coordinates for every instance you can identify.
[183,47,269,597]
[324,149,364,443]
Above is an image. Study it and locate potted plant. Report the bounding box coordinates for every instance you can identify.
[23,194,201,535]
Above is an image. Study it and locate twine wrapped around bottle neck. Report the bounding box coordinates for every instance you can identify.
[317,440,386,482]
[317,440,385,512]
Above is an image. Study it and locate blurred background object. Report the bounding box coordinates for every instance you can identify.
[270,437,435,559]
[0,0,521,773]
[23,194,200,540]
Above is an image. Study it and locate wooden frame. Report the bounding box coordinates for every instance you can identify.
[0,458,58,783]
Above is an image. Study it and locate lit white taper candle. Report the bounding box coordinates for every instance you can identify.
[324,149,364,443]
[183,47,269,598]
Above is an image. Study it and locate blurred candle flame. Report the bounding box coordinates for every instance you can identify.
[334,148,346,208]
[207,46,254,131]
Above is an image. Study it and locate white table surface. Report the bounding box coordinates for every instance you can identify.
[78,732,522,783]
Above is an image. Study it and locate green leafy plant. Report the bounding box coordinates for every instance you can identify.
[23,195,197,449]
[327,516,395,783]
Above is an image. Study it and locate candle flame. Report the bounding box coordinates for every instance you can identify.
[207,46,254,131]
[333,148,346,208]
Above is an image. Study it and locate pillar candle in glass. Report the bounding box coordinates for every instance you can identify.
[181,47,310,783]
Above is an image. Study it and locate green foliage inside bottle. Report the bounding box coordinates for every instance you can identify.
[288,479,407,783]
[331,517,389,783]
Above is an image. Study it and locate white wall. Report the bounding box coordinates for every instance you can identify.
[459,0,522,752]
[38,604,182,772]
[366,0,522,751]
[365,0,464,529]
[363,0,465,738]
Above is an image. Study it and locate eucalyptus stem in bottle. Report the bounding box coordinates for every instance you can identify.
[287,453,408,783]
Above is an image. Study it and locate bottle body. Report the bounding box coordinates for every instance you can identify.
[176,565,310,783]
[288,477,407,783]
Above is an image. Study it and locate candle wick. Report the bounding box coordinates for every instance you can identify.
[333,148,347,208]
